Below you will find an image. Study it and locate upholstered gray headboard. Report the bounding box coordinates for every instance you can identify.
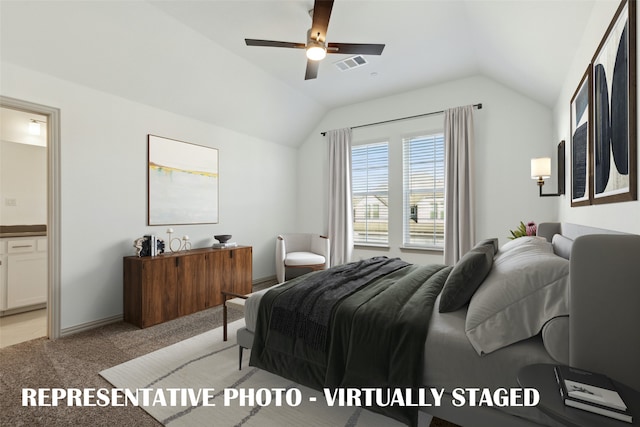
[538,222,640,391]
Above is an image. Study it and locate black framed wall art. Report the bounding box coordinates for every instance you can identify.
[591,0,637,205]
[571,67,592,207]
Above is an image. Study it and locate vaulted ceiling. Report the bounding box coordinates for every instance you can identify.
[1,0,597,147]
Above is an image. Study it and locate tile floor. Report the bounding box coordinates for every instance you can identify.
[0,308,47,348]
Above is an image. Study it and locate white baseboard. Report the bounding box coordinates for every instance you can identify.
[60,314,123,337]
[252,276,278,292]
[58,277,275,338]
[252,275,277,286]
[0,303,46,317]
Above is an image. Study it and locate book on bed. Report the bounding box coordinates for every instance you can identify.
[554,365,632,423]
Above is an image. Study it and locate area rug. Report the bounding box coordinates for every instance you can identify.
[100,320,424,427]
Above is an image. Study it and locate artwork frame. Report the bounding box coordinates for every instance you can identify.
[591,0,637,205]
[570,67,592,207]
[147,134,219,225]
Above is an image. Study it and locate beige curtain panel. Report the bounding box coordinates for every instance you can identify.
[444,105,476,265]
[327,128,354,266]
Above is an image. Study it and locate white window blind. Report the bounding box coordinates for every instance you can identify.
[351,142,389,244]
[403,134,445,248]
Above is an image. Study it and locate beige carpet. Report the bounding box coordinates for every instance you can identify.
[1,299,458,427]
[101,319,421,426]
[0,305,244,427]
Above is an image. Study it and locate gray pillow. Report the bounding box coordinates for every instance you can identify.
[542,316,570,365]
[551,234,573,260]
[474,238,499,255]
[439,244,493,313]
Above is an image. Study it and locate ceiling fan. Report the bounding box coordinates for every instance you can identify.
[245,0,385,80]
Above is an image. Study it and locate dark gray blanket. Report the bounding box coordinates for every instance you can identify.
[250,260,452,427]
[269,256,409,350]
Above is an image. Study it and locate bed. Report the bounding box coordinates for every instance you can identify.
[237,222,640,426]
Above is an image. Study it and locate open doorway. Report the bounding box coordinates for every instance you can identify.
[0,97,60,346]
[0,106,47,347]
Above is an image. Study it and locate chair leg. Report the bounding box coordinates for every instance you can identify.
[239,346,244,370]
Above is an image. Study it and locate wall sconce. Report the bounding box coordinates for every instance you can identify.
[29,120,42,136]
[531,140,565,197]
[28,119,47,136]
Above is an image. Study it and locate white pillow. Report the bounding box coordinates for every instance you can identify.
[465,240,569,355]
[495,236,550,260]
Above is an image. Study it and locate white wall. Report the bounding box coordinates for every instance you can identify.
[1,62,298,330]
[553,1,640,234]
[297,75,557,265]
[0,141,47,225]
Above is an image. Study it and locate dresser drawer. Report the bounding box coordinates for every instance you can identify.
[7,240,36,254]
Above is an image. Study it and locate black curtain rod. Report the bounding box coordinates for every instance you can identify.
[320,103,482,136]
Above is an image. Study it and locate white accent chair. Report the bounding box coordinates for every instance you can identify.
[275,234,330,283]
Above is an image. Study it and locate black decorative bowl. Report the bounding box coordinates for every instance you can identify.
[214,234,232,243]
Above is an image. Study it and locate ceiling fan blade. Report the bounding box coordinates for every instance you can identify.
[245,39,305,49]
[310,0,334,41]
[327,43,385,55]
[305,60,320,80]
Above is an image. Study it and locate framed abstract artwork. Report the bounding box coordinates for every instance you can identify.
[147,135,219,225]
[591,0,637,204]
[570,67,591,207]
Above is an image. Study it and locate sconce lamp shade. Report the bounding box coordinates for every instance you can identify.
[531,157,551,180]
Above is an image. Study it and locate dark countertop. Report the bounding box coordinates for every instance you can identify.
[0,225,47,238]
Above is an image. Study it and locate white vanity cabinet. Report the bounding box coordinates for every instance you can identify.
[0,236,47,310]
[0,240,6,310]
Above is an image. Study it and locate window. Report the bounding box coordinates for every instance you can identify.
[403,133,445,248]
[351,142,388,244]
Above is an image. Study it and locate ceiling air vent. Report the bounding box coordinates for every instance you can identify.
[334,55,368,71]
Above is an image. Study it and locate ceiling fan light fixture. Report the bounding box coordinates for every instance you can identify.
[307,39,327,61]
[245,1,385,79]
[306,28,326,61]
[306,44,327,61]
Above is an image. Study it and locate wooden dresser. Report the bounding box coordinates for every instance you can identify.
[123,246,252,328]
